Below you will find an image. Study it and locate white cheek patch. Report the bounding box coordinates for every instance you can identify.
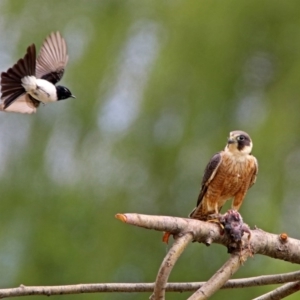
[240,144,252,154]
[225,143,253,156]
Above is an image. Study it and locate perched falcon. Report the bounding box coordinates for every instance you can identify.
[0,32,74,114]
[189,130,258,221]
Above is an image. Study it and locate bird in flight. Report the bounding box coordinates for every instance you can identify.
[0,31,75,114]
[189,130,258,221]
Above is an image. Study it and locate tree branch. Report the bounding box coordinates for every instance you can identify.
[187,250,250,300]
[1,271,300,298]
[150,233,194,300]
[115,213,300,264]
[1,214,298,298]
[253,281,300,300]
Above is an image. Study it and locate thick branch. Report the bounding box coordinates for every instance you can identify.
[115,213,300,264]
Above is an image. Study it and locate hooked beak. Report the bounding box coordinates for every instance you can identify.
[227,138,236,144]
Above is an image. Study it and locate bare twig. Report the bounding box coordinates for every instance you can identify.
[150,233,194,300]
[253,281,300,300]
[187,250,250,300]
[1,270,300,298]
[115,213,300,264]
[223,270,300,288]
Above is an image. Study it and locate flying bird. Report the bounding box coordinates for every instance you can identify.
[0,31,75,114]
[189,130,258,221]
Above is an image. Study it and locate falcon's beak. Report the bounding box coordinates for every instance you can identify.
[227,138,236,144]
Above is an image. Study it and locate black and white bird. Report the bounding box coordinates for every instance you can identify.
[0,31,75,114]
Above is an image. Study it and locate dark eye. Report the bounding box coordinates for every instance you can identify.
[237,135,245,141]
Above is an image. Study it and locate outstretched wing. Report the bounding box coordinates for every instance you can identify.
[36,31,68,84]
[189,152,222,218]
[1,45,36,109]
[0,94,39,114]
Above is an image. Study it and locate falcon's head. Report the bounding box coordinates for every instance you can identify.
[226,130,253,155]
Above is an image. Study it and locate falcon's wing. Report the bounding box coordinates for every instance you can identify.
[196,152,222,206]
[189,152,222,218]
[0,94,39,114]
[36,32,68,84]
[249,156,258,188]
[1,45,36,109]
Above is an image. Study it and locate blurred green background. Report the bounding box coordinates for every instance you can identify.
[1,0,300,299]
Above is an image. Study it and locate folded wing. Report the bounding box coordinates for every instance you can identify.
[189,152,222,219]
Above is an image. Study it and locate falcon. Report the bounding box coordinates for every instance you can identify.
[0,31,75,114]
[189,130,258,220]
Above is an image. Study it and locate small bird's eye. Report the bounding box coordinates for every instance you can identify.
[238,135,245,141]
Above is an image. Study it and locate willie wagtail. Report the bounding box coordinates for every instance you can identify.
[0,31,75,114]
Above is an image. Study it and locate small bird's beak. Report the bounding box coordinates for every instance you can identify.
[227,138,236,144]
[71,95,76,99]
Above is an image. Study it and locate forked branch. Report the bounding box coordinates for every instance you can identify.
[116,213,300,299]
[0,213,298,299]
[115,213,300,264]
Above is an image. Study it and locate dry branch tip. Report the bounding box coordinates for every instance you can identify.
[115,214,127,223]
[162,232,171,244]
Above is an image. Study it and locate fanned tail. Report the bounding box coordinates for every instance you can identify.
[1,44,36,109]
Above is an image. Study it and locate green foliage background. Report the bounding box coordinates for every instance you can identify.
[1,1,300,299]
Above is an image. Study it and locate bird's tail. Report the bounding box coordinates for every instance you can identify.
[1,44,36,109]
[189,206,203,220]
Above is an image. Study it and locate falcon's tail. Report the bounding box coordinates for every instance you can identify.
[189,207,204,220]
[189,204,224,220]
[1,44,36,109]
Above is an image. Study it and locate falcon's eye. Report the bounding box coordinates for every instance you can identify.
[237,135,245,141]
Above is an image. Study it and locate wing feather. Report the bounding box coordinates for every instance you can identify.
[249,156,258,188]
[0,94,39,114]
[189,152,222,218]
[1,44,36,109]
[36,31,69,84]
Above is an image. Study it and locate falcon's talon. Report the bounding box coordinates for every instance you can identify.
[207,218,225,233]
